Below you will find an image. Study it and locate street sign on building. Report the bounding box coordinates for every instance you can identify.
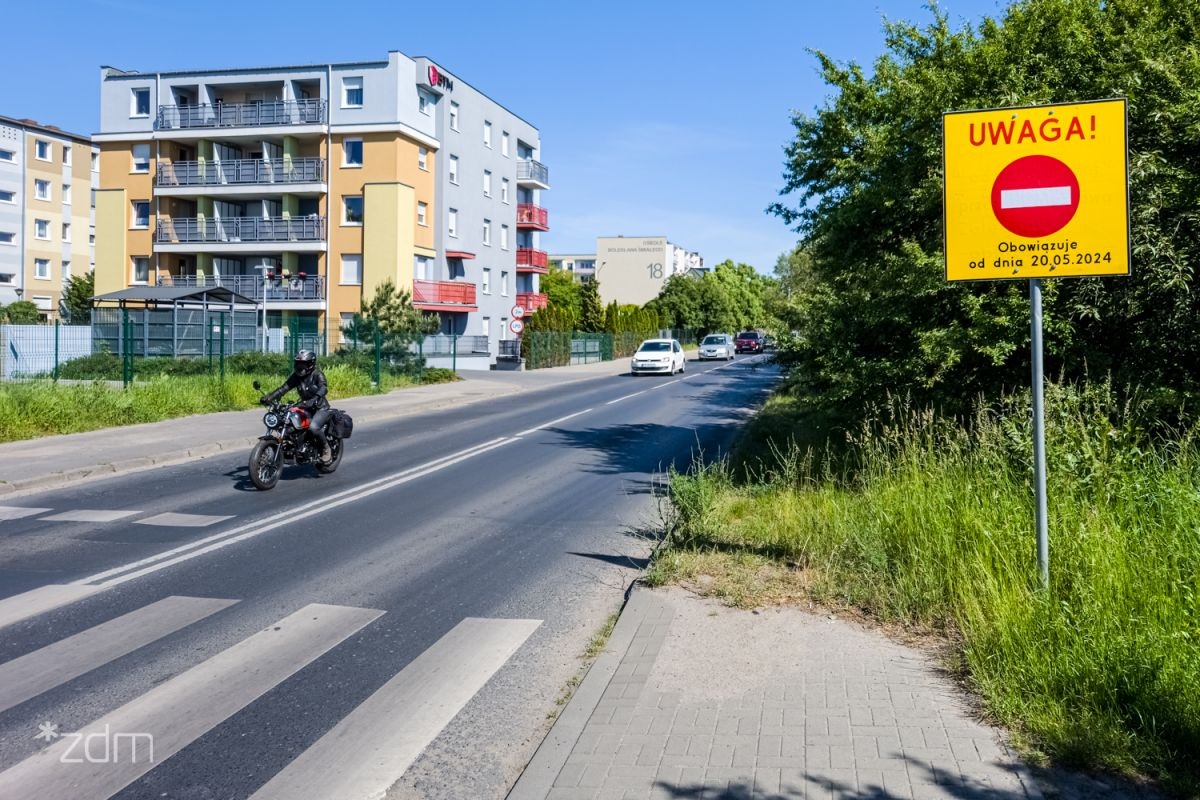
[943,99,1129,281]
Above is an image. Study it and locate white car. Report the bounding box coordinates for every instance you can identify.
[698,333,735,361]
[631,338,686,375]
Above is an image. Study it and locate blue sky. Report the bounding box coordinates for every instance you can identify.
[4,0,1007,275]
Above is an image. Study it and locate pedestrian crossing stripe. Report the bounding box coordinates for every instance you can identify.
[0,599,543,800]
[0,506,233,527]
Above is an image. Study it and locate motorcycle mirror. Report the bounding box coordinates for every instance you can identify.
[252,380,261,390]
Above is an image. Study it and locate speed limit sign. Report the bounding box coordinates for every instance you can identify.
[510,319,525,334]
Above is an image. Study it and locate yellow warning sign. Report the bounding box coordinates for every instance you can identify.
[943,99,1129,282]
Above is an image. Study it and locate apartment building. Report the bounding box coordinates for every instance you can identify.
[95,52,546,358]
[0,116,98,318]
[551,253,599,283]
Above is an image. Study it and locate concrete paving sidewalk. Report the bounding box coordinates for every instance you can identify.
[0,356,634,497]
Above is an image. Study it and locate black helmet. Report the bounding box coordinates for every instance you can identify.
[294,349,317,377]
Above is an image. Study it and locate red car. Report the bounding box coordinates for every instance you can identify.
[735,331,764,353]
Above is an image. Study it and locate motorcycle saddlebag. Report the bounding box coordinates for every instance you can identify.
[331,409,354,439]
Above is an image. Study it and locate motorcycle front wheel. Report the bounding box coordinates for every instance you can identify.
[249,440,282,490]
[316,436,344,474]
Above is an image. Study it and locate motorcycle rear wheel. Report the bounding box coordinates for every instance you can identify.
[316,436,343,474]
[249,440,282,490]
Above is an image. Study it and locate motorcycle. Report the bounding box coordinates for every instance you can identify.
[247,380,352,491]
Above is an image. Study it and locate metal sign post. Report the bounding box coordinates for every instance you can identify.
[1030,279,1049,589]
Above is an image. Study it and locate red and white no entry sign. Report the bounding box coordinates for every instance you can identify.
[990,155,1080,238]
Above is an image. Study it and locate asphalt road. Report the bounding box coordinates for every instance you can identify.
[0,355,778,800]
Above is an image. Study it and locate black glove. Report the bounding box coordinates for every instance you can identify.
[259,395,271,406]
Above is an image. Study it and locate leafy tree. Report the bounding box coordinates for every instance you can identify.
[768,0,1200,416]
[342,279,436,351]
[539,264,581,325]
[578,278,605,332]
[1,301,41,324]
[60,270,95,324]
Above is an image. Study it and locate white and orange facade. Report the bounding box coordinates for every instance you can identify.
[0,116,98,317]
[94,52,547,359]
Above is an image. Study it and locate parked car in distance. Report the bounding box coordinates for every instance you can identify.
[698,333,735,361]
[763,335,776,351]
[631,338,686,375]
[735,330,764,354]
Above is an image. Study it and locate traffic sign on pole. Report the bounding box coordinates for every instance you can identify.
[509,319,524,335]
[511,305,525,319]
[943,99,1129,282]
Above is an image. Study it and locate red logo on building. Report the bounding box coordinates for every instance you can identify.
[429,66,440,86]
[427,65,453,92]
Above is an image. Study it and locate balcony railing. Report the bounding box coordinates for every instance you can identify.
[412,279,477,309]
[516,159,549,187]
[160,273,325,301]
[157,157,325,188]
[516,247,548,272]
[516,292,549,312]
[156,99,327,131]
[154,216,326,244]
[516,203,549,230]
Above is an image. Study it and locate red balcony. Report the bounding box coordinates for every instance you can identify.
[516,203,549,231]
[516,247,548,273]
[412,279,477,312]
[516,292,549,312]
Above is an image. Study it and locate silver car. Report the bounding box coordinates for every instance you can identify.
[698,333,735,361]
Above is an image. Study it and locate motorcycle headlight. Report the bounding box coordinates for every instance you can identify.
[263,412,280,428]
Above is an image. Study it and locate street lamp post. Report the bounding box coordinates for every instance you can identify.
[254,265,271,352]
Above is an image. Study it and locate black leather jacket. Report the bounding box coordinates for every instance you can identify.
[264,368,329,411]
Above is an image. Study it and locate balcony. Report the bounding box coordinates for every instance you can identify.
[157,158,325,190]
[154,216,326,248]
[516,247,549,273]
[412,279,478,312]
[516,159,550,189]
[516,203,549,231]
[156,99,327,131]
[162,273,325,302]
[516,292,548,312]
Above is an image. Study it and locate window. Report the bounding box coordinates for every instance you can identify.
[0,190,14,203]
[63,145,71,166]
[482,268,491,294]
[417,202,428,226]
[501,270,509,296]
[483,121,492,148]
[501,131,510,157]
[131,201,149,229]
[91,152,99,172]
[500,224,509,250]
[62,261,71,281]
[483,170,491,197]
[414,255,431,280]
[342,76,363,107]
[343,138,363,167]
[0,232,13,244]
[131,144,150,173]
[0,149,13,162]
[482,218,491,245]
[418,90,434,115]
[340,312,355,342]
[35,258,51,279]
[35,219,50,239]
[448,154,458,184]
[418,146,428,170]
[343,196,363,225]
[449,101,459,131]
[62,222,71,242]
[34,180,50,200]
[131,88,151,117]
[340,254,363,284]
[501,178,510,204]
[62,184,71,204]
[131,256,149,283]
[35,140,51,160]
[481,316,490,337]
[447,208,457,237]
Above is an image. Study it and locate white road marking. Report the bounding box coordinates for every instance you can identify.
[515,408,594,437]
[0,506,51,520]
[134,512,234,528]
[0,584,103,630]
[0,596,238,713]
[0,603,383,800]
[1000,186,1072,209]
[40,509,141,523]
[605,391,647,405]
[250,617,541,800]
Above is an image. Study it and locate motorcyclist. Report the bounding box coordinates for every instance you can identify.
[259,349,333,463]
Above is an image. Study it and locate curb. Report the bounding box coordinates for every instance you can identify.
[506,585,658,800]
